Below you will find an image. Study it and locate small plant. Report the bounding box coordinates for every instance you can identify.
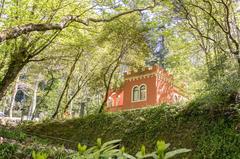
[32,150,48,159]
[135,145,153,158]
[156,140,191,159]
[73,138,122,158]
[134,140,191,159]
[31,138,191,159]
[71,139,190,159]
[77,143,87,154]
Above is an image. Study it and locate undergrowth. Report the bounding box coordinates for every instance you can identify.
[21,104,240,159]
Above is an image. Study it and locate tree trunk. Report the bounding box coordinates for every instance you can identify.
[79,103,85,117]
[9,75,20,118]
[237,55,240,76]
[69,99,73,117]
[99,63,119,113]
[0,60,26,101]
[52,50,82,119]
[98,46,125,113]
[28,76,40,120]
[31,72,54,120]
[63,78,90,114]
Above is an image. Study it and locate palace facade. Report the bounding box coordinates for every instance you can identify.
[106,65,186,112]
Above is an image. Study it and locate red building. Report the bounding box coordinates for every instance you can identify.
[106,65,186,112]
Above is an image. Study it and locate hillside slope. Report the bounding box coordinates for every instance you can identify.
[21,105,240,159]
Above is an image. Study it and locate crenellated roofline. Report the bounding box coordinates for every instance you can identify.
[124,64,172,81]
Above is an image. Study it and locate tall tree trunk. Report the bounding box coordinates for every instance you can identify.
[31,72,54,120]
[28,75,40,120]
[69,99,73,117]
[79,102,85,117]
[237,55,240,76]
[0,60,25,101]
[99,62,120,113]
[63,76,90,114]
[0,0,6,18]
[62,63,98,114]
[0,30,59,101]
[2,97,7,112]
[52,50,82,119]
[98,46,126,113]
[9,75,20,118]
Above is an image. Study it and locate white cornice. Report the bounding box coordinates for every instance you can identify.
[125,73,156,81]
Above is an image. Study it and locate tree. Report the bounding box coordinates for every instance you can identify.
[177,0,240,77]
[0,0,157,101]
[52,49,82,118]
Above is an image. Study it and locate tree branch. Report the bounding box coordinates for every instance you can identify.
[0,5,155,43]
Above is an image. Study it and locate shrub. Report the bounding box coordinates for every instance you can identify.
[21,104,240,158]
[0,128,27,142]
[0,143,18,159]
[34,138,191,159]
[190,73,240,109]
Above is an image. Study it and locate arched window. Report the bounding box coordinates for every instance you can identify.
[173,94,178,103]
[132,86,139,101]
[116,95,120,106]
[140,85,146,100]
[107,97,113,107]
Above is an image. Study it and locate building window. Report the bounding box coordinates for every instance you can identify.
[132,86,140,101]
[140,85,146,100]
[107,97,113,107]
[116,95,120,106]
[132,84,147,102]
[173,94,178,103]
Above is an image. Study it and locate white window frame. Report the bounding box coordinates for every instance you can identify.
[131,84,147,102]
[107,97,113,107]
[139,84,147,101]
[131,85,140,102]
[116,95,120,106]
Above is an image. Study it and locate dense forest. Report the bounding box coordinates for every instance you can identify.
[0,0,240,158]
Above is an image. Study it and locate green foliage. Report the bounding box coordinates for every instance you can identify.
[0,0,153,118]
[0,128,188,159]
[77,143,87,154]
[73,138,123,158]
[189,74,240,108]
[78,139,190,159]
[30,138,189,159]
[0,143,18,159]
[0,128,27,142]
[135,140,191,159]
[32,151,48,159]
[21,104,240,158]
[0,127,72,158]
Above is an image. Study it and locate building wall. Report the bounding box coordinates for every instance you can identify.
[156,70,174,104]
[106,89,124,112]
[156,79,171,104]
[122,74,157,110]
[106,65,185,112]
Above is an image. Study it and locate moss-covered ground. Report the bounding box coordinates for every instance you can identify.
[21,104,240,159]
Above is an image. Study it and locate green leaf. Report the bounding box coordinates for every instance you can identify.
[101,139,121,149]
[164,148,191,159]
